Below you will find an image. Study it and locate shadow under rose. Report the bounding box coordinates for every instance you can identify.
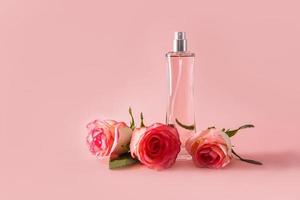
[229,151,300,170]
[170,151,300,171]
[171,159,196,170]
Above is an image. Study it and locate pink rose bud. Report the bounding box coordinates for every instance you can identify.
[185,128,232,169]
[86,119,132,158]
[130,123,181,170]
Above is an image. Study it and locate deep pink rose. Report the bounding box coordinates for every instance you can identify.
[86,119,132,158]
[130,123,181,170]
[185,128,232,169]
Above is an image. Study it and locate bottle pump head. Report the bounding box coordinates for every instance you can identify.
[173,32,187,52]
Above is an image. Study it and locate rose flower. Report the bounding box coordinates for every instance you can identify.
[185,128,232,169]
[130,123,181,170]
[86,119,132,158]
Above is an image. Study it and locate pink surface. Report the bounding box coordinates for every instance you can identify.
[1,0,300,199]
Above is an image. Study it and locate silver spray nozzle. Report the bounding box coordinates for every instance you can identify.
[173,31,187,52]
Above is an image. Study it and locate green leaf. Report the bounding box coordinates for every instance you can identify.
[175,118,195,131]
[225,124,254,137]
[231,149,263,165]
[109,153,139,169]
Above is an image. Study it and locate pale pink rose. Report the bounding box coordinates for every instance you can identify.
[130,123,181,170]
[185,128,232,169]
[86,119,132,158]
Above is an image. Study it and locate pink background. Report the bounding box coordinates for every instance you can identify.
[1,0,300,199]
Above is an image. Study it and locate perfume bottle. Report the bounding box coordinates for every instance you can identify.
[166,32,196,160]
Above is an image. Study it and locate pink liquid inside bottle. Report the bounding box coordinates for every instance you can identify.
[166,32,196,160]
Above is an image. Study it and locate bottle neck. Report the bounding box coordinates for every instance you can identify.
[173,39,187,52]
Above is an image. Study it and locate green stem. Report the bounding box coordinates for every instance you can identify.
[129,107,135,130]
[140,112,145,128]
[225,124,255,137]
[208,126,216,130]
[175,118,195,131]
[232,149,263,165]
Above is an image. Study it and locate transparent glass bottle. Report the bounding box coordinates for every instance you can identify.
[166,32,196,160]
